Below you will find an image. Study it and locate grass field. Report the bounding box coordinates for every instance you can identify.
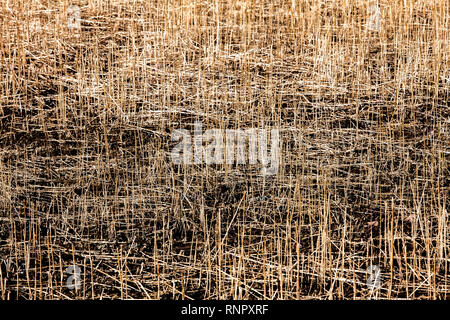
[0,0,448,299]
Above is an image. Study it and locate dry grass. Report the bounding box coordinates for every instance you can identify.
[0,0,448,300]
